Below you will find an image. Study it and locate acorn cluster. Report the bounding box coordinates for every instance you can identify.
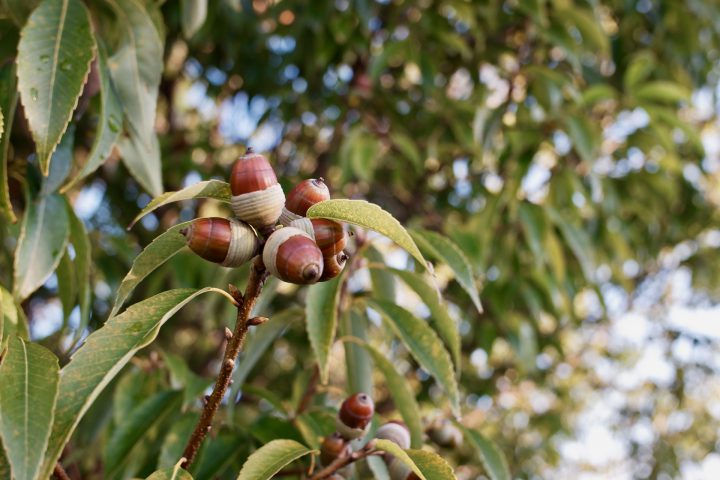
[321,393,419,480]
[181,149,348,284]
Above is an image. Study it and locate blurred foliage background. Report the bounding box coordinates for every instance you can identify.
[2,0,720,478]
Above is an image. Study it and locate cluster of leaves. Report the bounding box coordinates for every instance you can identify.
[1,0,720,478]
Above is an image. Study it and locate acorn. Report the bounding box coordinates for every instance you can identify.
[278,178,330,226]
[375,421,411,450]
[387,458,411,480]
[289,218,348,281]
[427,419,463,448]
[180,218,259,267]
[336,393,374,440]
[262,227,324,284]
[230,148,285,233]
[320,433,350,466]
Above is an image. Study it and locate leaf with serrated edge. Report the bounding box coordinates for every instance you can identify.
[128,180,232,229]
[39,287,228,479]
[305,275,343,384]
[381,267,461,371]
[367,299,460,417]
[460,426,510,480]
[0,337,59,480]
[104,390,182,476]
[406,449,457,480]
[0,62,18,222]
[236,439,314,480]
[16,0,95,174]
[373,439,425,480]
[345,339,423,448]
[410,229,483,313]
[307,199,427,269]
[62,41,122,191]
[13,193,69,301]
[111,221,191,317]
[146,457,193,480]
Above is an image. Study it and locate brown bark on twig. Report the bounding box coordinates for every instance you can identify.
[308,441,377,480]
[53,463,72,480]
[181,257,269,468]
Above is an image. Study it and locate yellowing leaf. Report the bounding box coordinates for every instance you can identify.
[236,439,314,480]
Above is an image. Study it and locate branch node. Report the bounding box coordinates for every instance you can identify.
[248,316,269,326]
[228,284,243,303]
[224,327,233,340]
[224,358,235,369]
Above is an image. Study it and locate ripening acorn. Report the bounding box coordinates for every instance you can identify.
[320,432,350,466]
[336,392,374,440]
[375,421,411,450]
[230,148,285,233]
[278,178,330,225]
[180,218,259,267]
[289,218,348,281]
[387,457,411,480]
[262,226,324,284]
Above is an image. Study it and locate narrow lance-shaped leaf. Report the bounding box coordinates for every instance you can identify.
[104,390,183,477]
[16,0,95,174]
[305,274,344,384]
[405,449,457,480]
[56,249,76,323]
[41,123,74,196]
[181,0,208,38]
[67,203,91,336]
[157,412,199,469]
[146,457,193,480]
[373,439,425,479]
[0,337,60,480]
[0,62,18,222]
[118,128,163,197]
[128,180,232,229]
[39,287,230,479]
[410,229,483,313]
[308,199,427,269]
[383,267,461,371]
[345,339,423,448]
[339,308,373,396]
[236,439,314,480]
[367,299,460,417]
[111,221,191,317]
[62,40,123,191]
[459,426,511,480]
[13,193,70,301]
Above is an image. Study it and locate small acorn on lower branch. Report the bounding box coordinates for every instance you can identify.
[262,226,324,284]
[180,218,259,267]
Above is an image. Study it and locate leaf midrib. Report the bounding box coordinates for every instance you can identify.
[44,0,70,151]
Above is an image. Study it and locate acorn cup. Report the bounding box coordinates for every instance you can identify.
[289,218,348,281]
[278,178,330,226]
[230,148,285,233]
[180,218,259,267]
[336,393,374,440]
[262,226,324,284]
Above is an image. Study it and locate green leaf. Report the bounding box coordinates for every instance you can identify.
[339,308,373,396]
[409,229,482,313]
[406,449,457,480]
[39,287,228,479]
[348,339,423,448]
[56,249,76,322]
[192,432,249,480]
[0,337,59,480]
[4,0,40,26]
[578,83,617,107]
[42,124,74,195]
[367,299,460,417]
[128,180,232,229]
[1,287,29,348]
[232,308,300,393]
[307,199,427,269]
[181,0,207,38]
[384,267,461,371]
[104,390,183,476]
[623,51,656,90]
[547,208,595,279]
[373,439,425,479]
[565,115,598,163]
[16,0,94,174]
[107,0,163,152]
[0,61,18,222]
[147,458,193,480]
[460,427,511,480]
[67,203,91,336]
[62,40,123,191]
[635,81,691,104]
[305,275,343,384]
[111,221,191,317]
[13,193,70,301]
[390,131,422,171]
[118,129,163,196]
[235,439,314,480]
[365,245,396,302]
[557,7,609,55]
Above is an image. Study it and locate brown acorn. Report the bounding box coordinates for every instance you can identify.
[289,218,348,281]
[278,178,330,225]
[336,393,374,440]
[320,433,350,466]
[375,421,411,450]
[230,148,285,232]
[262,227,324,284]
[180,218,259,267]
